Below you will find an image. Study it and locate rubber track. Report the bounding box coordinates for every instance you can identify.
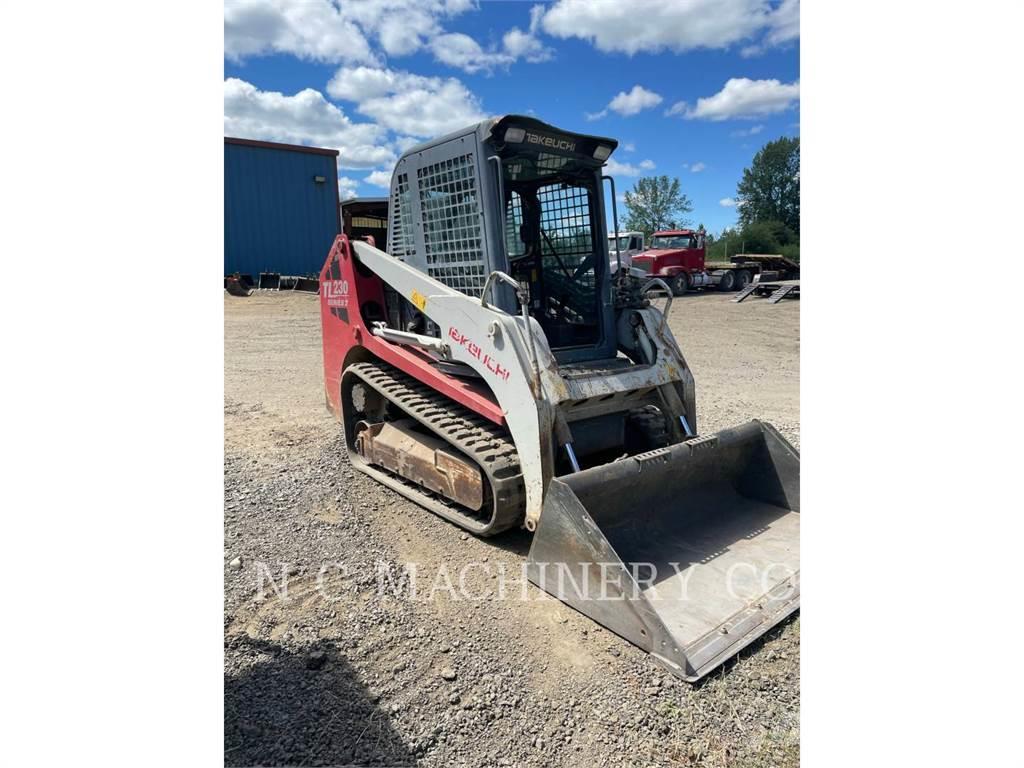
[344,361,526,535]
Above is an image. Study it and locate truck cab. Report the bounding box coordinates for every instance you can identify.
[630,229,707,295]
[606,230,644,274]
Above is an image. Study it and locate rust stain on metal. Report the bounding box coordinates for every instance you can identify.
[354,419,484,510]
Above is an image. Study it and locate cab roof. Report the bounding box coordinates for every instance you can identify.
[399,114,619,161]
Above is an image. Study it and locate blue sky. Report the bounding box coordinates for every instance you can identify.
[224,0,799,235]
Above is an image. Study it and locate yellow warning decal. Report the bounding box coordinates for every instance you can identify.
[410,289,428,311]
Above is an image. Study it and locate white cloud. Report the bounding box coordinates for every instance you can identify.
[344,0,469,57]
[223,78,396,169]
[621,141,636,152]
[690,162,706,173]
[584,109,608,122]
[327,66,485,138]
[429,32,514,73]
[719,197,737,207]
[339,176,360,200]
[766,0,800,46]
[731,124,765,137]
[740,1,799,58]
[364,169,393,188]
[664,101,688,117]
[325,65,404,101]
[338,145,397,169]
[429,18,553,74]
[605,157,656,176]
[528,3,546,33]
[226,0,476,62]
[502,27,554,63]
[607,85,663,116]
[394,135,422,152]
[225,1,549,74]
[362,80,485,137]
[675,78,800,121]
[541,0,776,56]
[224,78,381,146]
[224,0,377,64]
[375,13,435,56]
[502,5,555,63]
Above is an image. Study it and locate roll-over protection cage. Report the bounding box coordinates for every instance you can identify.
[386,115,621,364]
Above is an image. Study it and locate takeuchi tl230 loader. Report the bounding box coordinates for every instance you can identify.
[320,116,799,682]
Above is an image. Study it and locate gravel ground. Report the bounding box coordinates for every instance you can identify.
[224,289,800,767]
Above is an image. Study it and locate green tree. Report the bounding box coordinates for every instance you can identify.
[737,221,785,253]
[705,226,740,260]
[737,137,800,234]
[622,176,693,240]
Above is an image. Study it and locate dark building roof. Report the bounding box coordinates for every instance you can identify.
[341,196,388,205]
[341,197,388,218]
[224,136,339,157]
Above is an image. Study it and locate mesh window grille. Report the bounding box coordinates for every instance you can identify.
[537,183,595,289]
[417,153,486,296]
[390,173,415,261]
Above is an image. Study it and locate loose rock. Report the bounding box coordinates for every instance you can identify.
[305,651,327,670]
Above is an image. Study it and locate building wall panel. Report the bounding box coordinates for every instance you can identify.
[224,139,340,277]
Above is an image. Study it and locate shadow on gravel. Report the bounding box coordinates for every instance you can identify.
[479,526,533,557]
[225,635,415,767]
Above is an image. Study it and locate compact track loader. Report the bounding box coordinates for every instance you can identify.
[320,116,799,681]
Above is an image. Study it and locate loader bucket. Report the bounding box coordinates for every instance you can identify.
[225,275,254,297]
[526,420,799,682]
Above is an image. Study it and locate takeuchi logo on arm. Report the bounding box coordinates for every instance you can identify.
[448,327,511,381]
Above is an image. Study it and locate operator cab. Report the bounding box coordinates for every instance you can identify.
[488,117,619,362]
[386,115,621,365]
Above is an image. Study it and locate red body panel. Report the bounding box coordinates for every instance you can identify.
[319,235,506,426]
[631,228,706,278]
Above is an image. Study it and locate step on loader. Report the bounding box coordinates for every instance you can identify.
[320,115,799,681]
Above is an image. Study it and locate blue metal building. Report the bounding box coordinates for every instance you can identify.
[224,137,341,278]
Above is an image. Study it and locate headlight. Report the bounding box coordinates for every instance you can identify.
[593,145,612,161]
[504,127,526,143]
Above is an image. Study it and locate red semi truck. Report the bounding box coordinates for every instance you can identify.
[630,229,799,296]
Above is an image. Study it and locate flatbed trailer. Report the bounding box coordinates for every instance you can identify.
[631,233,800,295]
[711,253,799,272]
[733,278,801,304]
[707,254,800,283]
